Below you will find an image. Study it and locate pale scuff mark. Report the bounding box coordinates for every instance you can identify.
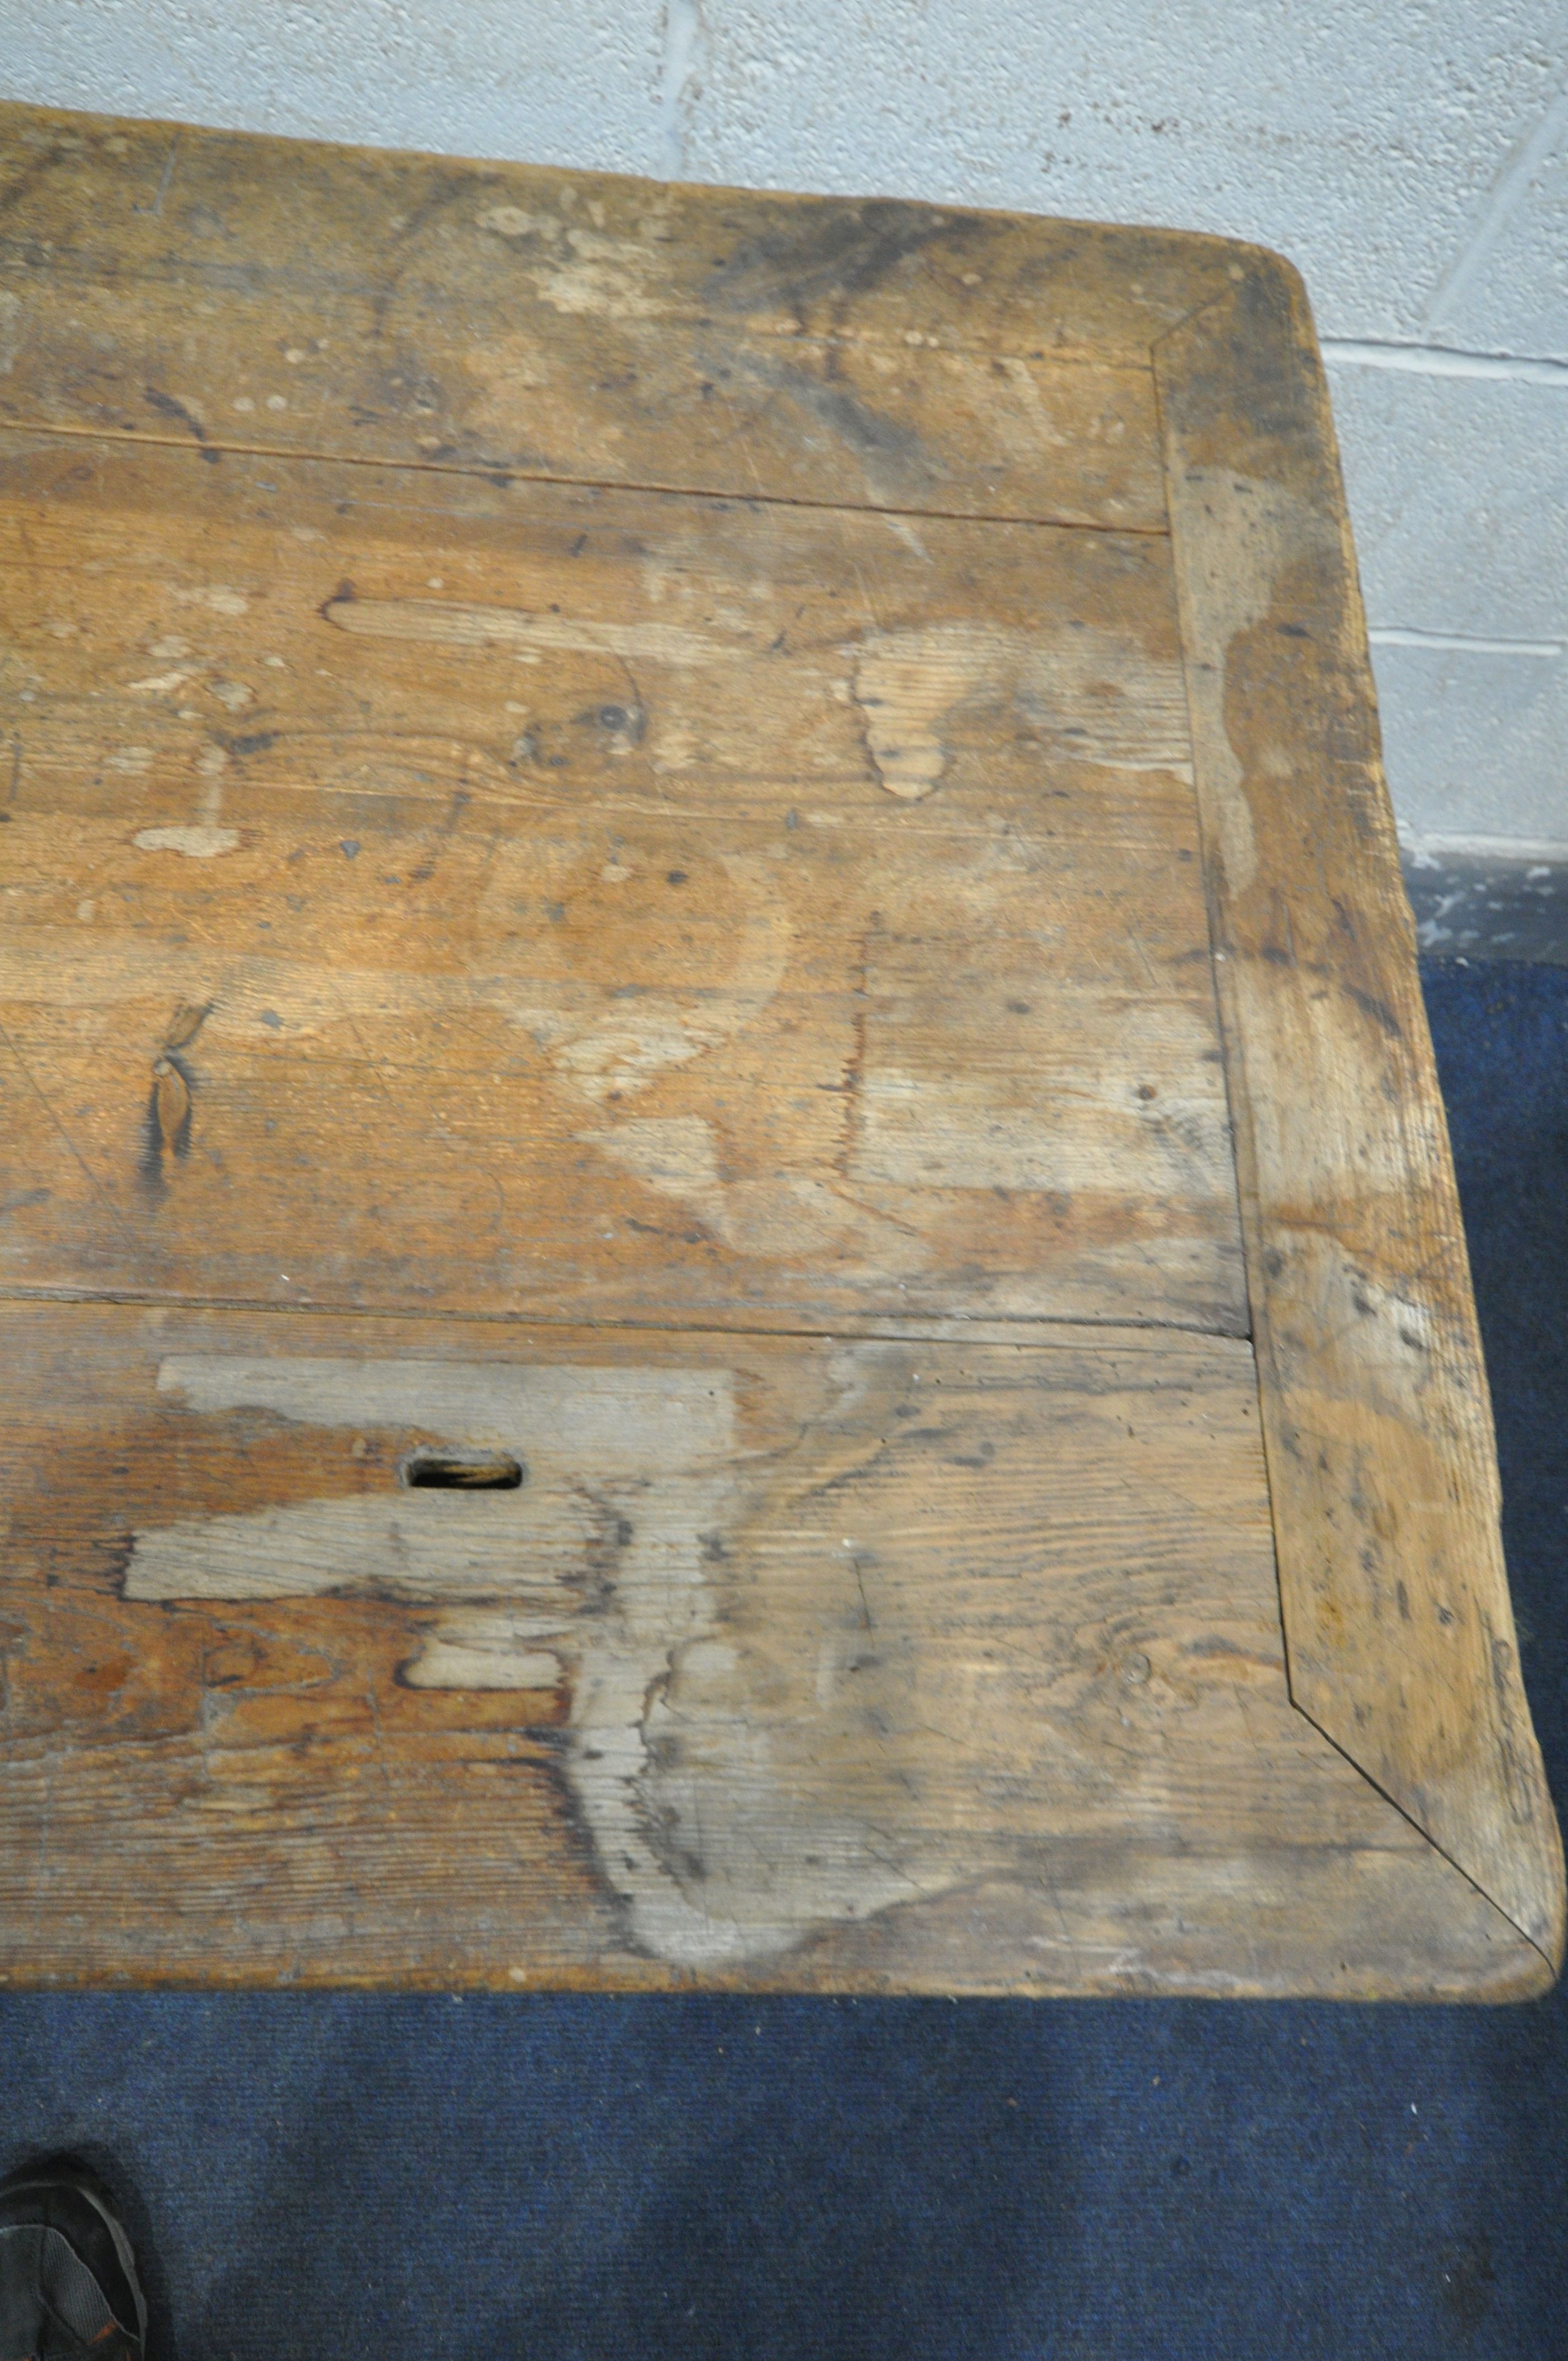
[987,354,1071,448]
[848,619,1191,799]
[0,288,20,376]
[151,1353,732,1455]
[1157,472,1335,896]
[126,1489,602,1602]
[196,742,228,825]
[324,595,755,669]
[476,204,562,242]
[168,584,251,617]
[593,1113,908,1263]
[508,849,790,1104]
[851,621,999,799]
[881,515,931,563]
[401,1612,566,1692]
[595,1112,725,1214]
[132,825,239,858]
[471,197,682,320]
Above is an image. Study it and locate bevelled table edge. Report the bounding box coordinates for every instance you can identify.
[1153,252,1565,1982]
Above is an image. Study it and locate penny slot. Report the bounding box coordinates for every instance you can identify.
[400,1450,524,1491]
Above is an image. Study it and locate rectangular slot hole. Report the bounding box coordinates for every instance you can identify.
[401,1450,524,1491]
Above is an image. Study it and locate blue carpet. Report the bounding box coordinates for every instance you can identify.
[3,957,1566,2361]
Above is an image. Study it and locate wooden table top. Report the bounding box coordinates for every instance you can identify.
[0,101,1559,1997]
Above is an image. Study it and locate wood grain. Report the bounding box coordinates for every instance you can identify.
[1155,259,1564,1966]
[0,102,1203,528]
[0,426,1244,1334]
[0,1303,1543,1998]
[0,101,1558,1998]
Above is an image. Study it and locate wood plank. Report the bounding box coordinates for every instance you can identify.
[0,1302,1544,1998]
[0,103,1199,527]
[1,99,1556,1999]
[0,426,1245,1334]
[1155,258,1564,1967]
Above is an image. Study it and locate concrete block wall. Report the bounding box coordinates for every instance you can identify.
[3,0,1564,858]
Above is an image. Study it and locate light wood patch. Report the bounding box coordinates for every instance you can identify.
[0,1305,1542,1996]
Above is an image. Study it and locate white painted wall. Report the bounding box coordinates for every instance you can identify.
[4,0,1564,848]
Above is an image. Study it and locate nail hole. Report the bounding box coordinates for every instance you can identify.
[401,1451,525,1491]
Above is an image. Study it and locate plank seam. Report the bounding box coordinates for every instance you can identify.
[0,415,1172,537]
[0,1283,1249,1348]
[1287,1694,1555,1979]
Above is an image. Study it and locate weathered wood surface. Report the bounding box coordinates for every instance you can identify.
[0,425,1243,1333]
[0,1304,1543,1998]
[0,103,1202,528]
[1156,264,1565,1965]
[0,102,1558,1997]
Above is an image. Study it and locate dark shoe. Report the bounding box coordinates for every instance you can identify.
[0,2159,146,2360]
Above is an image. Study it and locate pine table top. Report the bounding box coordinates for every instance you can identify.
[0,101,1558,1996]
